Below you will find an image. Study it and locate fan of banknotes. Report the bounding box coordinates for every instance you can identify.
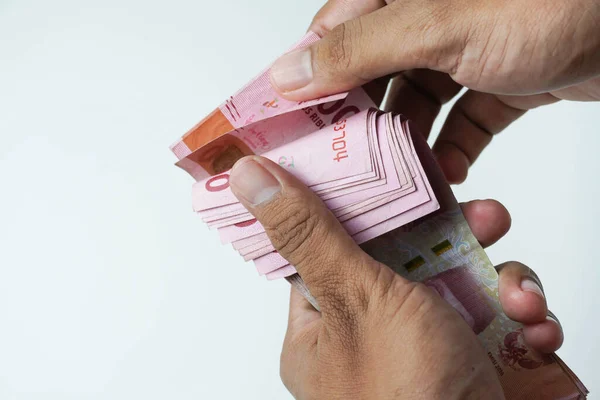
[170,32,588,399]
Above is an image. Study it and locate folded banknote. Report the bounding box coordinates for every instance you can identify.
[171,32,588,399]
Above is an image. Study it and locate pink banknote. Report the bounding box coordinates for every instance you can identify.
[171,31,587,399]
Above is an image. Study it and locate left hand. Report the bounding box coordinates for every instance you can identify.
[272,0,600,184]
[228,155,562,399]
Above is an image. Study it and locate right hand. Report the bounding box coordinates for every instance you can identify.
[270,0,600,183]
[229,156,563,399]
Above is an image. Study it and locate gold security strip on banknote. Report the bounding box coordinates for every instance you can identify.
[288,119,588,399]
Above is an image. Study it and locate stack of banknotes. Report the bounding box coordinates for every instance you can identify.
[171,32,588,399]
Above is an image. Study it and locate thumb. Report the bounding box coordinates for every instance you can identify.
[229,156,382,317]
[270,1,467,100]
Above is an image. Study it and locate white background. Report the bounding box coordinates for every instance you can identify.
[0,0,598,398]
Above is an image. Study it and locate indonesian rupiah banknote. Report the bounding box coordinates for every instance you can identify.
[170,32,588,399]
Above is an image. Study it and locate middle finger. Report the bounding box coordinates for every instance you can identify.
[384,69,463,138]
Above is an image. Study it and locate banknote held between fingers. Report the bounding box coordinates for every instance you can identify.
[228,158,505,399]
[272,0,600,101]
[269,0,467,100]
[496,261,564,353]
[229,156,383,323]
[228,156,565,399]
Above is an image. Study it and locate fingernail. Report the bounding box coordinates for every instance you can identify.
[230,158,281,206]
[521,278,545,299]
[270,49,313,92]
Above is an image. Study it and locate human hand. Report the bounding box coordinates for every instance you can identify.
[228,155,563,399]
[270,0,600,183]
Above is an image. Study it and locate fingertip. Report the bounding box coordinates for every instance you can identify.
[498,263,547,324]
[461,199,511,247]
[497,263,563,353]
[502,286,548,324]
[522,317,564,353]
[433,143,469,184]
[229,156,282,207]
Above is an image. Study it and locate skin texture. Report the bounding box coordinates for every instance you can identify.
[270,0,600,183]
[229,156,563,400]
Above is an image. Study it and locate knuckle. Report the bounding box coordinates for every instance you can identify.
[428,4,494,86]
[368,263,398,307]
[447,31,480,86]
[409,282,438,306]
[388,280,437,321]
[315,20,358,75]
[455,30,507,89]
[398,0,470,73]
[264,193,324,262]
